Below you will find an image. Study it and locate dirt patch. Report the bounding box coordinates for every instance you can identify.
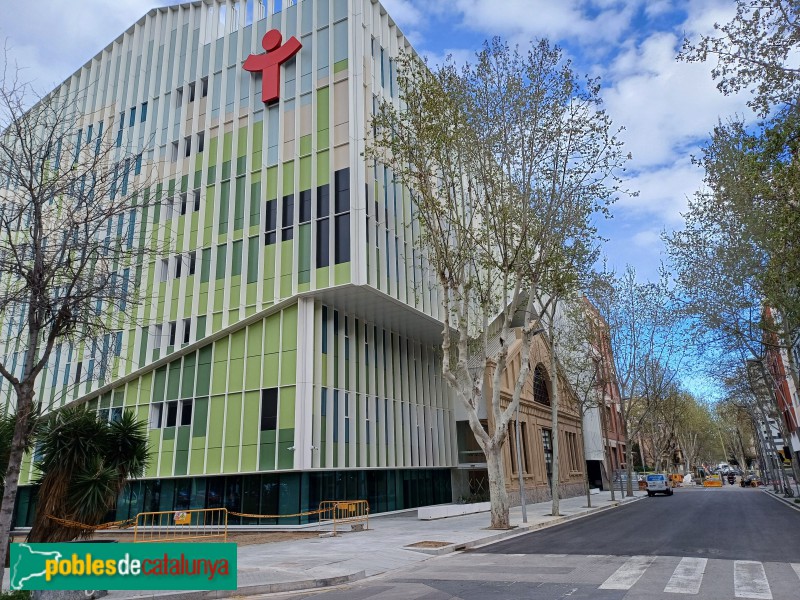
[12,531,320,546]
[405,540,453,549]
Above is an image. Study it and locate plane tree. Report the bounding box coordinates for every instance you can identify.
[0,61,156,577]
[369,39,627,528]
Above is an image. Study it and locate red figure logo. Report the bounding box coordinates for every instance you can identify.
[244,30,302,104]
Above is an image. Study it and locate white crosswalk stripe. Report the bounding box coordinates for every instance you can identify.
[664,557,707,594]
[792,563,800,581]
[734,560,772,599]
[599,555,656,590]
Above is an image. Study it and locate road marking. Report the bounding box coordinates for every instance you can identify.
[792,564,800,581]
[599,555,656,590]
[734,561,771,599]
[664,557,707,594]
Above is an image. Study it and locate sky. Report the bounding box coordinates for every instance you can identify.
[0,0,757,285]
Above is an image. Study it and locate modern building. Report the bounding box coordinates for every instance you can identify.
[4,0,591,527]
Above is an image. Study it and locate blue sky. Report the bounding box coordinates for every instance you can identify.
[0,0,756,285]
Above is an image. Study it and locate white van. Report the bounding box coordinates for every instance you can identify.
[646,474,673,497]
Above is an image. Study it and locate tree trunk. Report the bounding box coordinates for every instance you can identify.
[550,358,561,516]
[618,397,634,497]
[485,442,510,529]
[0,386,35,584]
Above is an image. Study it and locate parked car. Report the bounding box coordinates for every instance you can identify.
[646,473,673,497]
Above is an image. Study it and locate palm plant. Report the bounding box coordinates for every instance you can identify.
[26,406,148,543]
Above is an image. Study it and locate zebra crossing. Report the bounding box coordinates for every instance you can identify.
[599,554,799,598]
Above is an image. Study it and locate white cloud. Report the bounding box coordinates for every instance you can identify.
[448,0,639,48]
[632,229,661,248]
[601,30,752,171]
[0,0,158,92]
[621,159,701,224]
[380,0,425,29]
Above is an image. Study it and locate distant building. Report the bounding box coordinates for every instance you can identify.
[763,307,800,461]
[582,299,626,487]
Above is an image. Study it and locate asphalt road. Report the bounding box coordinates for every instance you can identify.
[483,484,800,562]
[279,487,800,599]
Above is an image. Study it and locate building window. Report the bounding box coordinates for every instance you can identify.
[265,199,277,245]
[521,422,530,474]
[180,192,189,215]
[184,135,192,158]
[140,101,148,122]
[299,190,311,223]
[197,132,205,153]
[281,195,294,241]
[316,218,329,267]
[180,399,193,426]
[151,400,192,429]
[201,77,209,97]
[333,169,350,264]
[261,388,278,431]
[533,365,550,406]
[149,403,163,429]
[316,184,330,267]
[129,107,136,127]
[182,318,191,344]
[193,188,201,212]
[152,324,164,349]
[174,255,182,278]
[188,82,196,102]
[165,401,179,427]
[509,427,517,474]
[542,428,553,484]
[188,251,197,276]
[168,321,177,346]
[159,258,169,282]
[334,214,349,263]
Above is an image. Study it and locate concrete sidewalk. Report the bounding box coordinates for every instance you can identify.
[102,489,646,600]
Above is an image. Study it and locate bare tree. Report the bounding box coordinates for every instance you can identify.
[369,40,626,528]
[588,266,684,496]
[673,393,717,475]
[0,61,156,577]
[548,295,606,509]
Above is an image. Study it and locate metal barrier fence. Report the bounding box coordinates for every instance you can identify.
[318,500,370,534]
[125,501,368,542]
[133,507,228,543]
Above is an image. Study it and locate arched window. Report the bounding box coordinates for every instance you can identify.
[533,364,550,406]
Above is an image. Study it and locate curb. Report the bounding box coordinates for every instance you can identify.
[762,488,800,513]
[405,495,646,556]
[107,570,366,600]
